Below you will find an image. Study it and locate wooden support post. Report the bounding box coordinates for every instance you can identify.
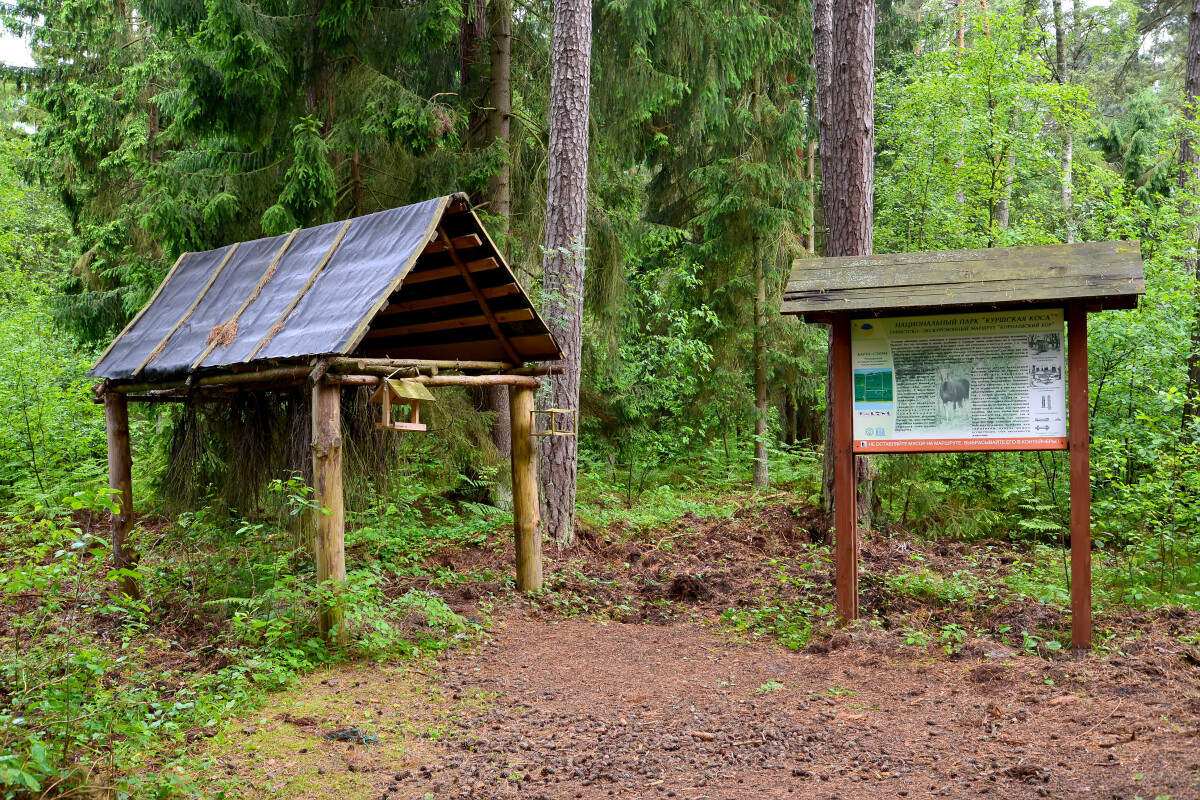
[312,381,348,645]
[831,315,858,622]
[509,384,543,591]
[104,392,140,599]
[1067,303,1092,653]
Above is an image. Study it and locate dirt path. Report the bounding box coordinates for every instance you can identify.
[200,611,1200,800]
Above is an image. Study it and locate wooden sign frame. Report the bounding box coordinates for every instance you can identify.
[782,242,1146,654]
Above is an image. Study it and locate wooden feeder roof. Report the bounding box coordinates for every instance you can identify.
[370,378,436,404]
[90,194,562,381]
[781,240,1145,320]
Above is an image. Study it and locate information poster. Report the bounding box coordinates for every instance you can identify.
[851,309,1067,452]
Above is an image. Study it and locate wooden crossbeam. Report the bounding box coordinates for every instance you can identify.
[379,283,520,315]
[365,308,533,339]
[437,226,523,366]
[422,233,482,255]
[402,257,500,286]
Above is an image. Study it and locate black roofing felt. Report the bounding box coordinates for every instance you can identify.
[90,196,561,381]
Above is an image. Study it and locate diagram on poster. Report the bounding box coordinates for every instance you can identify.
[850,309,1067,452]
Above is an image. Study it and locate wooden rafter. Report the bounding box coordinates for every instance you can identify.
[402,257,500,286]
[365,308,533,339]
[379,283,520,315]
[422,233,482,255]
[437,226,523,366]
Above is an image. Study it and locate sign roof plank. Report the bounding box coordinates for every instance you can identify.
[782,240,1144,318]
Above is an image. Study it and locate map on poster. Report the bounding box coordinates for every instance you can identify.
[850,309,1068,452]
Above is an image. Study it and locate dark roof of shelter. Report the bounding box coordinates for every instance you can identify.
[781,240,1144,319]
[91,194,562,380]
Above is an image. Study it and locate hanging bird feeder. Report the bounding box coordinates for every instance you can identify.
[531,373,576,437]
[531,407,577,437]
[370,378,436,432]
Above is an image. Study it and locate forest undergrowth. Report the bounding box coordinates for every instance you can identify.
[2,452,1198,799]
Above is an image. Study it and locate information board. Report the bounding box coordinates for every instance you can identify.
[850,309,1067,452]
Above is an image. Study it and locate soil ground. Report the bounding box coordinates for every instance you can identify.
[192,501,1200,800]
[199,612,1200,800]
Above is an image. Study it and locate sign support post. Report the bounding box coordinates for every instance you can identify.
[831,314,859,622]
[782,242,1146,653]
[1067,303,1091,653]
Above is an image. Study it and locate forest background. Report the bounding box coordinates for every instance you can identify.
[1,0,1200,795]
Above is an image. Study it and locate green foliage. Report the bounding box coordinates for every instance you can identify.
[0,271,106,504]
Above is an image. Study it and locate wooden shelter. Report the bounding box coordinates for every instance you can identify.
[783,241,1145,653]
[90,193,560,642]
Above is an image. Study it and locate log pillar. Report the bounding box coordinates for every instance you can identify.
[104,391,140,599]
[831,315,858,622]
[509,384,543,591]
[312,381,348,645]
[1067,303,1092,653]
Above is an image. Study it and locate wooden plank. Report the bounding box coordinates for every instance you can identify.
[105,392,140,600]
[787,240,1139,277]
[510,384,542,591]
[1068,304,1092,653]
[329,374,539,387]
[132,242,241,377]
[312,380,348,646]
[402,257,500,285]
[786,254,1139,293]
[438,226,523,365]
[782,241,1144,315]
[379,283,520,314]
[783,277,1144,315]
[786,273,1143,303]
[243,220,353,363]
[330,357,513,372]
[354,333,559,362]
[364,308,534,339]
[422,233,482,254]
[831,316,858,623]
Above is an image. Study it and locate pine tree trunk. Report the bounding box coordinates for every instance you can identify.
[805,138,816,253]
[461,0,488,142]
[1181,0,1200,421]
[487,0,512,226]
[813,0,836,514]
[485,0,514,460]
[540,0,591,546]
[753,253,769,489]
[817,0,874,517]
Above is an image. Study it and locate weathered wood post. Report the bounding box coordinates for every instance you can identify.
[831,315,859,622]
[509,384,543,591]
[1067,303,1092,653]
[104,390,140,599]
[311,381,348,645]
